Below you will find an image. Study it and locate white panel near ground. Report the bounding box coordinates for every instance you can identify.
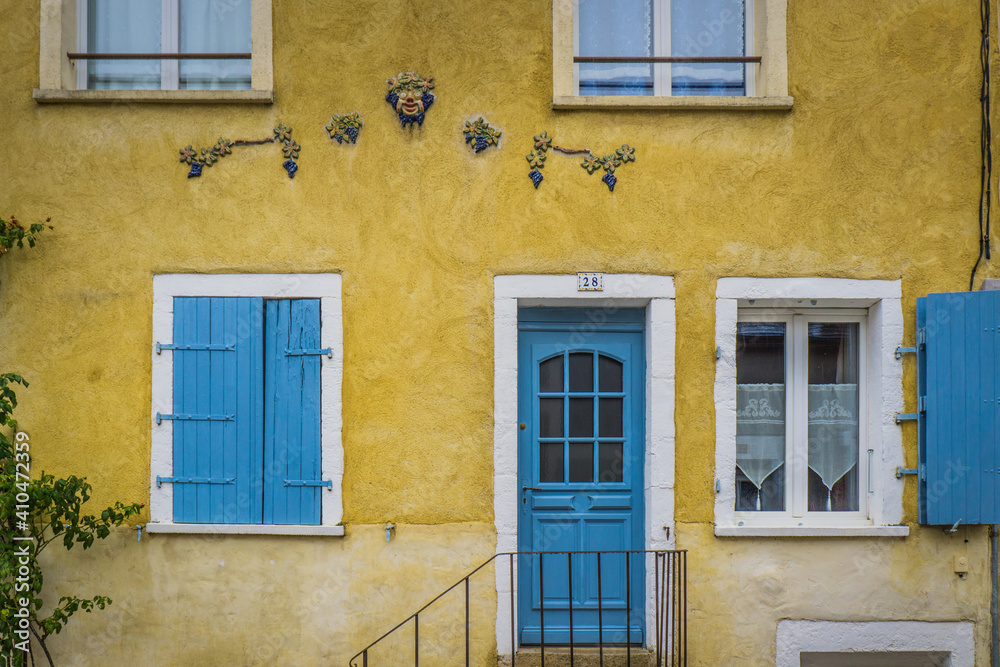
[776,620,975,667]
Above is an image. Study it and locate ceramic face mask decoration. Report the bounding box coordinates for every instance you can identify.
[385,72,435,128]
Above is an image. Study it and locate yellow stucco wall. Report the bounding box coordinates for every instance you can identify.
[0,0,993,664]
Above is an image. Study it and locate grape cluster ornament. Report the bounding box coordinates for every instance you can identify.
[325,112,364,145]
[178,123,300,179]
[385,72,435,127]
[526,131,636,193]
[463,117,501,153]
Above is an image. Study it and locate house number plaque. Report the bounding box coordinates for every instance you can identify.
[577,272,604,291]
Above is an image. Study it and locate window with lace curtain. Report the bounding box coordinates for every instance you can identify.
[735,312,868,521]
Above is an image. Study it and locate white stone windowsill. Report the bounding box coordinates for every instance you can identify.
[552,95,794,111]
[33,89,274,104]
[145,523,345,536]
[715,525,910,538]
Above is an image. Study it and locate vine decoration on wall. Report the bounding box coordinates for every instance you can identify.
[325,112,364,145]
[178,123,300,179]
[526,131,636,192]
[385,72,435,127]
[463,117,501,153]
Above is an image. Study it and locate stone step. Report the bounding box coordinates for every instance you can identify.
[503,646,657,667]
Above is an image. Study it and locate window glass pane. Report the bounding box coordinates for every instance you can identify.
[735,322,785,511]
[598,442,623,483]
[88,0,162,89]
[179,0,252,90]
[569,353,594,392]
[598,355,623,392]
[569,442,594,482]
[807,323,860,512]
[671,0,746,96]
[540,442,564,482]
[599,398,623,438]
[539,356,564,393]
[539,398,564,437]
[578,0,653,96]
[569,398,594,437]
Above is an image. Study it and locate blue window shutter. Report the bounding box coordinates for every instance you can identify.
[918,290,1000,525]
[172,297,263,523]
[264,299,323,525]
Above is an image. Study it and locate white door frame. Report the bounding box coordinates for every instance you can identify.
[493,274,676,654]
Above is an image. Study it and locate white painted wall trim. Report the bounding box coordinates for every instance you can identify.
[150,273,344,533]
[714,278,905,535]
[493,274,675,655]
[776,620,975,667]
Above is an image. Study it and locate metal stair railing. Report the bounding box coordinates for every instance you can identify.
[349,549,687,667]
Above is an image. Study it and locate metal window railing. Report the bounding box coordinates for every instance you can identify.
[349,549,688,667]
[574,56,760,64]
[67,52,251,60]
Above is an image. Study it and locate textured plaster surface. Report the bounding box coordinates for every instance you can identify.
[0,0,992,663]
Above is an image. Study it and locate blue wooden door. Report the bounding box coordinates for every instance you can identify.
[517,309,645,645]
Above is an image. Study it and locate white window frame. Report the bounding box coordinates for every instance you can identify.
[493,274,675,657]
[35,0,273,103]
[553,0,791,110]
[148,274,344,536]
[734,309,868,525]
[714,278,909,537]
[571,0,755,98]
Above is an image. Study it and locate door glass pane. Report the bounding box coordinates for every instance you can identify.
[569,398,594,437]
[577,0,653,96]
[735,322,786,511]
[598,443,624,483]
[671,0,746,96]
[599,398,623,438]
[539,356,564,392]
[179,0,252,90]
[539,398,564,437]
[88,0,162,89]
[598,355,623,392]
[569,442,594,482]
[540,442,564,482]
[569,353,594,392]
[807,323,860,512]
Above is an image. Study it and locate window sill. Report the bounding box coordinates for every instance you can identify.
[145,523,345,536]
[552,95,794,111]
[715,525,910,538]
[32,89,274,104]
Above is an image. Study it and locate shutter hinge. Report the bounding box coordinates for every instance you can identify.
[156,476,235,487]
[156,413,235,425]
[285,348,333,359]
[895,346,917,359]
[156,343,235,354]
[283,479,333,489]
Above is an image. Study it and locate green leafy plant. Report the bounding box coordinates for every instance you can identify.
[0,215,50,258]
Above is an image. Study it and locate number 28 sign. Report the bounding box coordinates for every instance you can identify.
[577,272,604,291]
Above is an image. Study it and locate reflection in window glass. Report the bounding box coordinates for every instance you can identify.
[807,323,860,512]
[735,322,785,511]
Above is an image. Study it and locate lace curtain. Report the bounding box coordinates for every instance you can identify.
[87,0,162,89]
[179,0,251,90]
[736,383,859,510]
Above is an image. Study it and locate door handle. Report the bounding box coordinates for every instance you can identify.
[522,486,545,492]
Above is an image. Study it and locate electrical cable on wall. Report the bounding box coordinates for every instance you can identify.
[971,0,993,290]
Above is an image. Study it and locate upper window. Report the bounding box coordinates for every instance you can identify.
[79,0,251,90]
[149,274,344,535]
[577,0,753,97]
[34,0,273,103]
[552,0,790,109]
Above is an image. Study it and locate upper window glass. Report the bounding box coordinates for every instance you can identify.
[576,0,752,97]
[81,0,251,91]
